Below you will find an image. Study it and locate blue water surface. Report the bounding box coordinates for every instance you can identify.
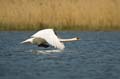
[0,31,120,79]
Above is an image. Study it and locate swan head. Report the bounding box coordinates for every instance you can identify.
[76,37,80,40]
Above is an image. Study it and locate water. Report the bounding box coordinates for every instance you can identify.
[0,31,120,79]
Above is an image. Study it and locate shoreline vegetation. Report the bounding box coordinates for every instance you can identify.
[0,0,120,31]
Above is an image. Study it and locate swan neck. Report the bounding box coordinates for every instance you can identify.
[60,37,80,42]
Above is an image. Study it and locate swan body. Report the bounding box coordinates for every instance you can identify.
[21,29,80,50]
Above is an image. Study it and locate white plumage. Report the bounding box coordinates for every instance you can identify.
[21,29,80,50]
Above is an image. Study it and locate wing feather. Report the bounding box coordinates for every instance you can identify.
[31,29,64,50]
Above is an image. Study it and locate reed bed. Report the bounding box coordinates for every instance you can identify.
[0,0,120,31]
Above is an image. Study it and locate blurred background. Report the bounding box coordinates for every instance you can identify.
[0,0,120,31]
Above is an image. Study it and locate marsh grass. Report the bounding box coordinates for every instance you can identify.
[0,0,120,31]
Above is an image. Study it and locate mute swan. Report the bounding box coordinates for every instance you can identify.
[21,29,80,50]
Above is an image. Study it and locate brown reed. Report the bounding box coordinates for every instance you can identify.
[0,0,120,31]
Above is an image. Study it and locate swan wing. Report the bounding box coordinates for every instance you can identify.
[31,29,65,50]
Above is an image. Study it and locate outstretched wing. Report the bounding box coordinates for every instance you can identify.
[31,29,65,50]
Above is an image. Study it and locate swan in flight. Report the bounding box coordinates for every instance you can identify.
[21,29,80,50]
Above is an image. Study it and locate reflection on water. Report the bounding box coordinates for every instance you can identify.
[32,49,63,54]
